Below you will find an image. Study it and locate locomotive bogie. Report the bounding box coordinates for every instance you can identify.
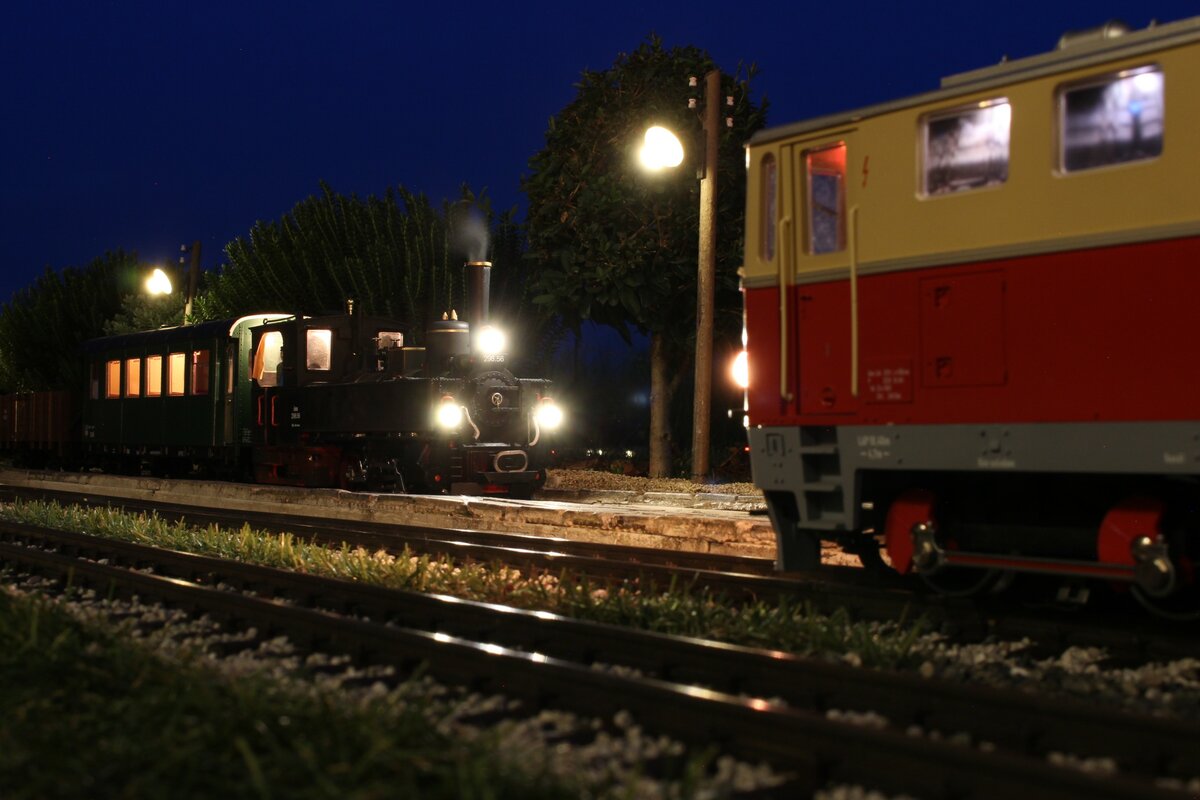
[741,16,1200,609]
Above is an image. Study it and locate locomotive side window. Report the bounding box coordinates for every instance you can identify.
[168,353,186,396]
[1059,66,1163,172]
[124,358,142,398]
[252,331,283,386]
[146,355,163,397]
[922,99,1011,195]
[191,350,210,396]
[105,360,120,399]
[760,154,777,260]
[377,331,403,350]
[306,329,332,371]
[805,143,847,254]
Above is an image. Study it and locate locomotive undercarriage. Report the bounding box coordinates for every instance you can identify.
[752,423,1200,618]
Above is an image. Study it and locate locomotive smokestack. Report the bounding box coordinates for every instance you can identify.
[465,260,491,334]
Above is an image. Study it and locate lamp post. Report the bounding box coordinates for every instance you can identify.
[639,68,721,483]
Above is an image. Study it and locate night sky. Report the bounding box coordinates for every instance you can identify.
[4,1,1197,306]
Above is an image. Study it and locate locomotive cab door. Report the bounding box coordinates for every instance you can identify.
[249,325,288,445]
[786,132,862,417]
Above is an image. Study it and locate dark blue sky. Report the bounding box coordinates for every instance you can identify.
[3,1,1196,305]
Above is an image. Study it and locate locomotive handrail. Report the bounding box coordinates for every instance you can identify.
[778,216,793,401]
[849,204,860,398]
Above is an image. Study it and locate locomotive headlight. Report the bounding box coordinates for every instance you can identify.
[534,398,563,430]
[436,395,463,429]
[731,349,750,389]
[476,325,507,355]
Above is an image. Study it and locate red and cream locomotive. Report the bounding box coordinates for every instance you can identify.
[740,17,1200,615]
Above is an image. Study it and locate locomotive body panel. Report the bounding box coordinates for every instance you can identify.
[741,15,1200,605]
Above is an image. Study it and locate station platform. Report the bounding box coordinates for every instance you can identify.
[0,468,779,561]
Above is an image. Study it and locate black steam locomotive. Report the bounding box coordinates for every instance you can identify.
[3,261,563,497]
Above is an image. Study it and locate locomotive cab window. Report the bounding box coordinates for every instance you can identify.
[105,360,120,399]
[922,99,1011,196]
[191,350,210,396]
[252,331,284,386]
[805,143,847,254]
[760,154,777,260]
[1059,66,1163,172]
[306,329,332,371]
[124,358,142,398]
[146,355,163,397]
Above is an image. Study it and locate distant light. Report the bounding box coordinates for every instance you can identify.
[731,350,750,389]
[639,126,684,171]
[145,268,172,296]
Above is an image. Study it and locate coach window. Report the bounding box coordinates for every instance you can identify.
[146,355,163,397]
[252,331,283,386]
[168,353,186,396]
[124,358,142,398]
[191,350,210,395]
[923,99,1010,196]
[105,360,121,399]
[805,143,847,254]
[1059,66,1163,172]
[760,154,777,260]
[90,364,101,400]
[306,329,332,371]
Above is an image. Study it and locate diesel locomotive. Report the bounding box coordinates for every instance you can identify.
[739,17,1200,615]
[2,261,563,497]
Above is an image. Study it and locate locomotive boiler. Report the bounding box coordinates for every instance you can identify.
[738,16,1200,616]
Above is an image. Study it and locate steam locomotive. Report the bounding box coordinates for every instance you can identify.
[738,17,1200,616]
[2,261,563,497]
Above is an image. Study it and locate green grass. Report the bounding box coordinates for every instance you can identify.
[0,589,603,800]
[0,500,927,669]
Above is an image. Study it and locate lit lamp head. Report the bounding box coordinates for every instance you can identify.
[639,125,684,171]
[145,268,173,296]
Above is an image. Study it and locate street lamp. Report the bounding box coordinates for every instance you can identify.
[639,69,722,483]
[145,268,173,296]
[639,126,684,170]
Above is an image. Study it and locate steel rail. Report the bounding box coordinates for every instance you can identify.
[0,522,1196,798]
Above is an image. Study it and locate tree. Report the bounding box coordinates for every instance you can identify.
[523,36,766,476]
[0,252,135,391]
[197,183,554,368]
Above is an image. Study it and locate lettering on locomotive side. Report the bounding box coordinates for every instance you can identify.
[1163,452,1187,466]
[865,361,913,403]
[857,434,892,461]
[977,456,1017,469]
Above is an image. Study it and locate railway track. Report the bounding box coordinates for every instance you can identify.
[6,485,1199,665]
[2,519,1196,799]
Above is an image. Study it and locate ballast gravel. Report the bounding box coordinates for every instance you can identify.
[0,567,791,799]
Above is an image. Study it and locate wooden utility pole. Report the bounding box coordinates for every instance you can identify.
[184,240,201,323]
[690,69,720,483]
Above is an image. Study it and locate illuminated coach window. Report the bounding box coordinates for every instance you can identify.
[146,355,163,397]
[105,360,121,399]
[760,154,777,260]
[168,353,186,396]
[191,350,210,395]
[923,99,1010,196]
[805,143,847,254]
[252,331,283,386]
[1059,66,1163,172]
[306,329,332,371]
[124,358,142,398]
